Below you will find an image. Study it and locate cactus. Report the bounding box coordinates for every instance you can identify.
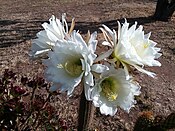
[134,111,175,131]
[134,111,154,131]
[162,112,175,130]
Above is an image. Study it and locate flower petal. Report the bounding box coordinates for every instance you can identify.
[95,49,113,62]
[100,104,117,116]
[85,72,94,86]
[84,83,93,100]
[49,83,62,92]
[30,14,71,58]
[131,64,156,78]
[91,67,141,116]
[102,24,114,38]
[91,64,109,73]
[88,31,98,53]
[102,41,112,47]
[121,62,131,80]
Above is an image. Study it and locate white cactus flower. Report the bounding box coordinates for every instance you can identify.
[98,20,162,78]
[44,31,108,97]
[91,67,141,116]
[29,13,74,58]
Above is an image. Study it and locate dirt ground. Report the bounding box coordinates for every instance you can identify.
[0,0,175,130]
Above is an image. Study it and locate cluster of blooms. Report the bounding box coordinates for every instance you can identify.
[29,13,161,116]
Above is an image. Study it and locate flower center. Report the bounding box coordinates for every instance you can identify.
[100,77,119,101]
[64,58,82,77]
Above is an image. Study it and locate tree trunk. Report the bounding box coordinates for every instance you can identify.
[154,0,175,21]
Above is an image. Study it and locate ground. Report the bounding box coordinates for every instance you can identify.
[0,0,175,130]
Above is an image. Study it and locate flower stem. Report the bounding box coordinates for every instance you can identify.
[78,89,95,131]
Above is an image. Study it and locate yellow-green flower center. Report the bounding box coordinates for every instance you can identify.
[100,77,119,101]
[64,58,82,77]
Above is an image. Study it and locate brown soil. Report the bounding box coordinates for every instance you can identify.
[0,0,175,130]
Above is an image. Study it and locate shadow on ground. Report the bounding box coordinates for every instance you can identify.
[0,16,155,48]
[0,20,45,48]
[75,16,155,33]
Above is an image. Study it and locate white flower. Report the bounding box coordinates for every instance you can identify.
[29,13,74,58]
[44,31,108,96]
[91,67,141,116]
[98,20,162,78]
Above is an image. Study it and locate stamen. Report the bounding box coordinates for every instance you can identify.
[144,43,149,48]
